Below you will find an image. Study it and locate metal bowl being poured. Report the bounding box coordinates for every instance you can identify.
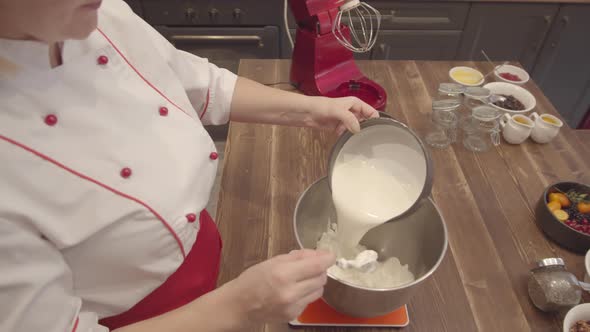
[328,117,434,222]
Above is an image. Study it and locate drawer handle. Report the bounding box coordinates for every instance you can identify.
[381,10,451,25]
[170,35,264,48]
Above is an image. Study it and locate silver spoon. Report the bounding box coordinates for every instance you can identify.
[336,250,378,273]
[487,94,507,104]
[481,50,508,79]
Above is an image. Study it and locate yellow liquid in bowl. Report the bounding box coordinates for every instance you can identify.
[542,115,559,125]
[451,69,483,85]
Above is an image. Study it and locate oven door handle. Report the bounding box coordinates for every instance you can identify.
[170,35,264,48]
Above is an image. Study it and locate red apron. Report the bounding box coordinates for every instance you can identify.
[99,210,222,330]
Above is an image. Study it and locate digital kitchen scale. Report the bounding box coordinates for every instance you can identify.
[289,299,409,327]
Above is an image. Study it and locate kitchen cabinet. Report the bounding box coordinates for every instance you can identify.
[531,5,590,128]
[367,2,467,61]
[371,30,461,60]
[457,4,558,72]
[364,1,469,31]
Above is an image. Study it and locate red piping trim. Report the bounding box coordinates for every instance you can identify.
[199,89,210,120]
[96,28,191,118]
[0,134,187,258]
[71,317,79,332]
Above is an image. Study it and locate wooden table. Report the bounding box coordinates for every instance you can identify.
[215,60,590,332]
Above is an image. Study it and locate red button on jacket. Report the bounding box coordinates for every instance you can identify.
[186,213,197,223]
[120,167,132,178]
[97,55,109,65]
[44,114,58,126]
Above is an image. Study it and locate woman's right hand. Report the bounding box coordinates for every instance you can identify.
[227,249,335,324]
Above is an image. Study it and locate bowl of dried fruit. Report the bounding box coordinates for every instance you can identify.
[483,82,536,114]
[564,303,590,332]
[494,64,530,85]
[536,182,590,254]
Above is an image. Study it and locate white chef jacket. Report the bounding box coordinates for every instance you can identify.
[0,0,237,331]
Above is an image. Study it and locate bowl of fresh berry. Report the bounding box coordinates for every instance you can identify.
[536,182,590,254]
[494,64,530,85]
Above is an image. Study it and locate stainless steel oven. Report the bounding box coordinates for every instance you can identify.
[142,0,283,73]
[155,26,279,74]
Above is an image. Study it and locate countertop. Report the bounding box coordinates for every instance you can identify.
[215,59,590,332]
[577,129,590,141]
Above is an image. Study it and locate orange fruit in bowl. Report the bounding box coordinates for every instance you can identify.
[547,201,562,212]
[549,192,571,207]
[579,202,590,214]
[552,209,569,222]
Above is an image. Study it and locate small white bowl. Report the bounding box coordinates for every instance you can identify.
[563,303,590,332]
[449,66,484,87]
[483,82,536,114]
[494,64,530,85]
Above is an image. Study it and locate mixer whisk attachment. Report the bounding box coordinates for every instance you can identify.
[332,0,381,53]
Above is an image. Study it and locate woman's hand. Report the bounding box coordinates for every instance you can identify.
[113,249,335,332]
[297,96,379,135]
[225,249,336,325]
[230,78,379,134]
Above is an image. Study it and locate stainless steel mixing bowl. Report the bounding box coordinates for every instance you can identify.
[293,177,448,317]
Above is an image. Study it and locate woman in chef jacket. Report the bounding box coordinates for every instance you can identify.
[0,0,377,331]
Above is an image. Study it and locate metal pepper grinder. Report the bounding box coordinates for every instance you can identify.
[528,258,590,312]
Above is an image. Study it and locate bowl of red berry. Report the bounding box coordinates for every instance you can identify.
[494,64,530,85]
[536,182,590,254]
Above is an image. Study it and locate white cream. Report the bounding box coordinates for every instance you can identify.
[318,125,426,288]
[317,224,415,288]
[331,155,414,251]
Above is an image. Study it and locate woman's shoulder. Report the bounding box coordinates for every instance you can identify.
[97,0,170,59]
[100,0,136,21]
[98,0,147,37]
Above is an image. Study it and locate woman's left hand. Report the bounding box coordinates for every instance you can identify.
[300,96,379,135]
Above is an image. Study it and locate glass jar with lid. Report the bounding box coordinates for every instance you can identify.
[462,87,491,131]
[463,87,491,113]
[436,83,465,106]
[528,258,584,312]
[425,101,460,149]
[461,105,501,152]
[426,83,464,149]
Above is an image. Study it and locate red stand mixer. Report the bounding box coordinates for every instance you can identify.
[288,0,387,110]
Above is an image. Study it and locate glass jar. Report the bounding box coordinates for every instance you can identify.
[528,258,582,312]
[463,87,491,113]
[436,83,465,106]
[425,101,460,149]
[461,106,501,152]
[425,83,464,148]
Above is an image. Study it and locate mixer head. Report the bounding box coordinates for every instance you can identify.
[332,0,381,53]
